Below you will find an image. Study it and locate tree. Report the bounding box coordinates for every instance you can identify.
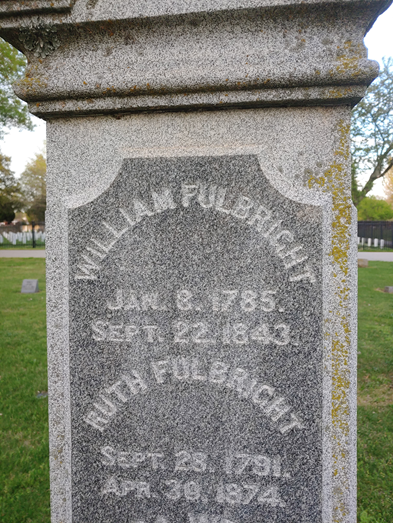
[20,152,46,222]
[357,196,393,221]
[0,153,23,223]
[383,166,393,205]
[351,58,393,207]
[0,38,33,138]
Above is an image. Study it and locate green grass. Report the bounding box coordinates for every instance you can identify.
[358,247,393,252]
[357,261,393,523]
[0,259,392,521]
[0,259,49,523]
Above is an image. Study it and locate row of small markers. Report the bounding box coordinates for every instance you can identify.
[0,231,45,244]
[0,232,383,247]
[358,237,385,248]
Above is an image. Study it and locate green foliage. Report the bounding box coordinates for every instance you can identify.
[351,59,393,206]
[357,196,393,220]
[0,153,23,223]
[0,259,49,523]
[0,38,33,138]
[20,153,47,222]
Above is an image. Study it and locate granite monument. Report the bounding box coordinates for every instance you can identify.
[1,1,391,522]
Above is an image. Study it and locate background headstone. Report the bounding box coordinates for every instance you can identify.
[358,259,369,268]
[384,286,393,294]
[21,279,39,294]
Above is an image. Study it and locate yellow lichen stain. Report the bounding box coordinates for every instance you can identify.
[16,63,48,96]
[328,87,353,99]
[308,120,351,274]
[308,119,353,522]
[331,40,364,78]
[17,74,48,94]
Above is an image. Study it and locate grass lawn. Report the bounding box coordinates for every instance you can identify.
[0,259,392,522]
[357,262,393,523]
[358,247,393,252]
[0,259,49,523]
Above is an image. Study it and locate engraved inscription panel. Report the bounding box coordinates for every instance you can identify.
[68,156,324,523]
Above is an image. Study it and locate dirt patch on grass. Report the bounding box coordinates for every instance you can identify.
[358,383,393,406]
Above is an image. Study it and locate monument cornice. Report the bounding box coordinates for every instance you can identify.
[0,0,391,118]
[0,0,75,18]
[0,0,391,25]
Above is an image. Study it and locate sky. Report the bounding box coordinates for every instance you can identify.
[2,4,393,196]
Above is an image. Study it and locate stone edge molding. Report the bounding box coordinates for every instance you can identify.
[0,0,75,18]
[0,0,391,117]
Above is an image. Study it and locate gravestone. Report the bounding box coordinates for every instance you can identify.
[21,279,39,294]
[1,1,391,522]
[384,287,393,294]
[358,259,369,268]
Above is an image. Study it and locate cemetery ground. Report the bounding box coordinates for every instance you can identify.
[358,247,393,253]
[0,245,45,249]
[0,259,392,523]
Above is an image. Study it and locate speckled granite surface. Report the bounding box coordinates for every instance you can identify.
[0,1,385,521]
[42,105,354,522]
[68,155,326,522]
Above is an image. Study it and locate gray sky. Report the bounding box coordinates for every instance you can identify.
[2,4,393,197]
